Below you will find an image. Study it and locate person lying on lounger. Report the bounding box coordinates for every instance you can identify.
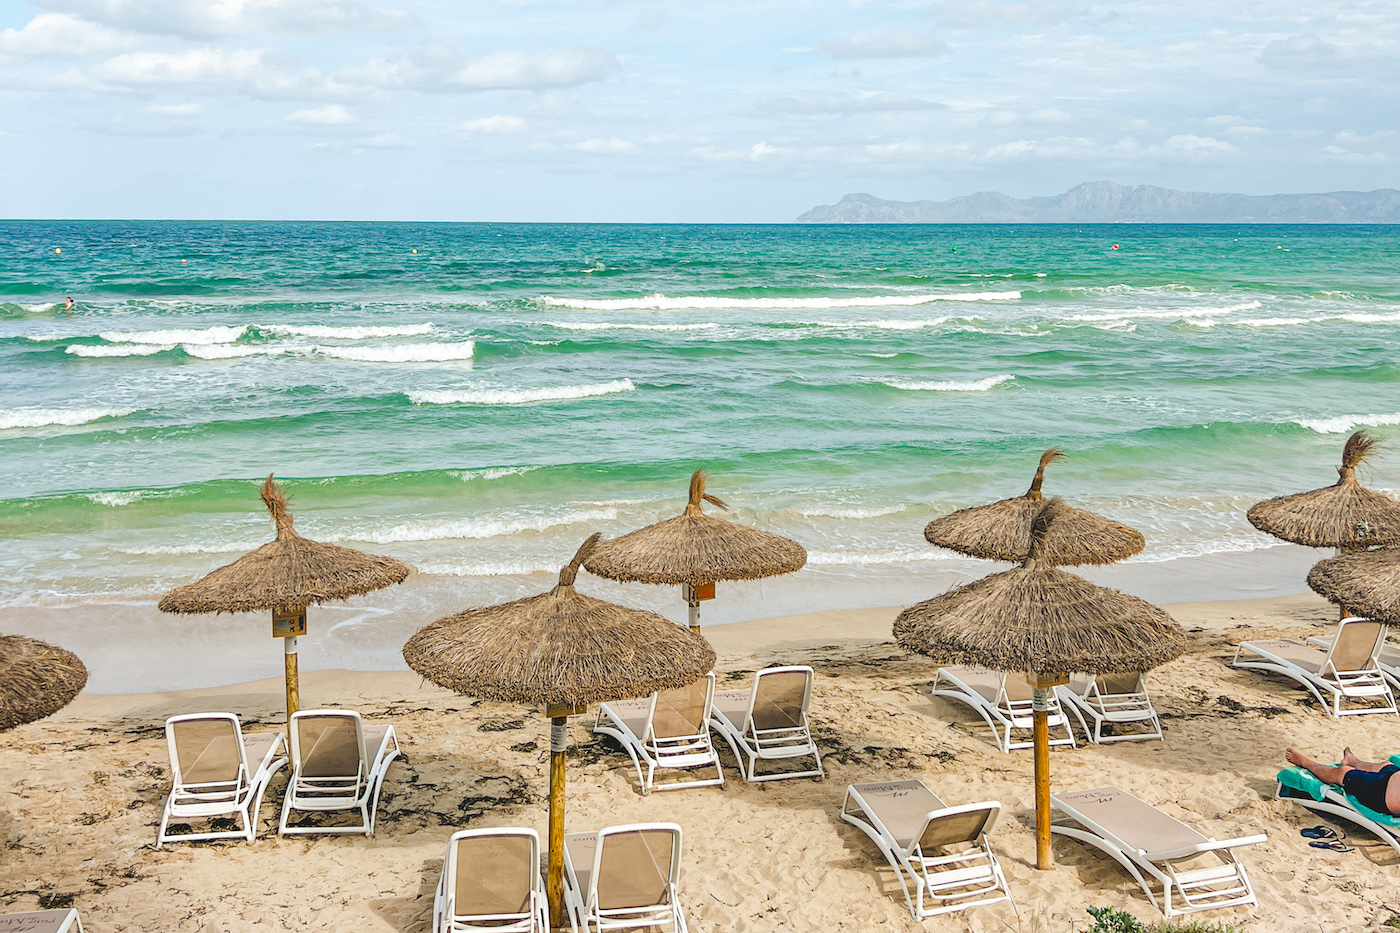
[1286,747,1400,816]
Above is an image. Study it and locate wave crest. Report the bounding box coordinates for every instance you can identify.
[540,291,1019,311]
[408,379,635,405]
[883,375,1014,392]
[1294,412,1400,434]
[0,407,139,429]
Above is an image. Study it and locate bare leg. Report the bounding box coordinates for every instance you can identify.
[1286,748,1351,786]
[1341,747,1386,772]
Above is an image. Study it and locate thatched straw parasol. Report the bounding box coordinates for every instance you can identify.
[924,449,1145,565]
[403,533,714,928]
[0,635,87,732]
[1247,431,1400,550]
[583,469,807,631]
[159,475,410,719]
[1307,547,1400,624]
[897,498,1187,870]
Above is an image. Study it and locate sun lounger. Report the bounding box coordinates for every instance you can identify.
[433,827,547,933]
[1306,625,1400,692]
[1232,617,1396,717]
[1051,786,1266,917]
[0,908,83,932]
[1275,756,1400,857]
[594,673,723,795]
[708,665,823,782]
[278,709,400,836]
[930,667,1076,754]
[561,822,688,933]
[840,780,1011,920]
[157,711,287,847]
[1055,673,1163,744]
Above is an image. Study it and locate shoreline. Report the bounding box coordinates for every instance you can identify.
[5,542,1326,695]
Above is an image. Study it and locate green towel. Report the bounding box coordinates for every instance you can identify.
[1277,759,1400,830]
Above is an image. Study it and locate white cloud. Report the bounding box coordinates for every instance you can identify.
[37,0,410,40]
[359,132,409,148]
[0,12,137,57]
[341,42,619,92]
[458,115,526,135]
[822,32,946,59]
[574,137,637,154]
[289,103,354,124]
[753,92,944,115]
[145,102,200,115]
[92,47,354,98]
[1259,33,1340,71]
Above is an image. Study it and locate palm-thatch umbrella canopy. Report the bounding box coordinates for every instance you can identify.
[0,635,88,732]
[583,469,807,631]
[403,533,714,928]
[159,475,411,719]
[1307,546,1400,624]
[898,498,1187,871]
[924,449,1145,566]
[1247,431,1400,550]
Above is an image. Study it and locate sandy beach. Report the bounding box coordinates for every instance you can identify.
[2,588,1397,932]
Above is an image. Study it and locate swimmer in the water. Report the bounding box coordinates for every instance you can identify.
[63,297,74,314]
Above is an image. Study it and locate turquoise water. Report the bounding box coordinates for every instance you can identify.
[2,220,1398,618]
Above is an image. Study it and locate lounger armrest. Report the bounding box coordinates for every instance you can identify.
[1141,832,1267,861]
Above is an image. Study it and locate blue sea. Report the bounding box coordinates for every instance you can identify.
[2,221,1397,688]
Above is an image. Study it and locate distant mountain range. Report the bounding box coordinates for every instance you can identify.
[796,181,1400,223]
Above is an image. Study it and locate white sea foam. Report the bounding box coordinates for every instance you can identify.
[1294,412,1400,434]
[805,548,953,566]
[454,465,544,482]
[67,343,174,357]
[86,491,149,507]
[1067,301,1259,323]
[408,379,636,406]
[798,505,907,519]
[1335,312,1400,324]
[415,561,558,577]
[882,375,1014,392]
[547,322,719,332]
[540,291,1019,311]
[0,407,139,429]
[863,352,901,358]
[119,543,248,555]
[809,317,953,330]
[183,344,271,360]
[308,342,475,362]
[262,323,435,339]
[100,325,248,345]
[346,508,619,544]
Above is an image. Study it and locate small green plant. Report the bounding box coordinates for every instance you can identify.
[1086,907,1146,933]
[1149,922,1242,933]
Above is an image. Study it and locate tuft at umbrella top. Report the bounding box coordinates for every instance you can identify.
[158,475,411,615]
[582,470,807,586]
[1247,431,1400,549]
[1307,546,1400,624]
[899,499,1187,674]
[0,635,88,732]
[403,534,716,709]
[924,449,1145,566]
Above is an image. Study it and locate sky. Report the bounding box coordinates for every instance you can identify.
[0,0,1396,221]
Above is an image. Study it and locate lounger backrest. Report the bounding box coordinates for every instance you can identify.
[918,803,1001,851]
[1328,618,1385,672]
[450,830,536,917]
[594,825,680,911]
[168,714,245,786]
[1098,673,1145,696]
[1055,786,1206,857]
[1000,673,1035,703]
[651,673,714,740]
[293,711,364,780]
[750,667,812,731]
[0,909,80,933]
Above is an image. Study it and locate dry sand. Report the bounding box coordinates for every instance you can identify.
[3,590,1399,932]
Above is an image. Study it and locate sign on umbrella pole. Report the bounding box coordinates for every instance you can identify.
[273,608,307,719]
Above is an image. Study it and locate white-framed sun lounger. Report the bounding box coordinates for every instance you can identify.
[1055,673,1163,744]
[433,827,548,933]
[931,667,1076,754]
[1275,758,1400,857]
[1307,627,1400,692]
[561,822,688,933]
[594,673,723,795]
[708,666,823,782]
[840,780,1011,920]
[0,908,83,932]
[278,708,400,836]
[1051,786,1266,918]
[1232,617,1395,717]
[158,711,287,847]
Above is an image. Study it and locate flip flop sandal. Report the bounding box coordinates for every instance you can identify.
[1301,825,1340,840]
[1309,839,1355,853]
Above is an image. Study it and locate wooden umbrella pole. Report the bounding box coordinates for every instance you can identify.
[1033,706,1051,869]
[284,635,300,720]
[546,706,571,932]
